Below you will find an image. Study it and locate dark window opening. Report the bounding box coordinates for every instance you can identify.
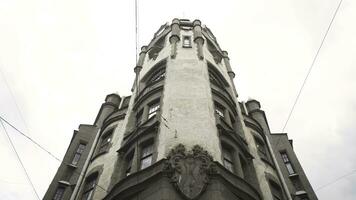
[222,147,234,172]
[140,143,154,170]
[269,181,283,200]
[53,186,65,200]
[281,152,295,175]
[182,36,192,48]
[72,143,86,166]
[125,152,134,176]
[98,131,113,154]
[148,103,160,119]
[82,174,98,200]
[215,102,225,118]
[136,109,143,127]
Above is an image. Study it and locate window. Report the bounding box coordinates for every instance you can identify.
[125,152,134,176]
[82,175,97,200]
[255,138,267,158]
[140,143,154,169]
[53,186,65,200]
[148,68,165,84]
[222,148,234,172]
[182,36,191,48]
[269,181,283,200]
[281,152,295,175]
[136,109,143,126]
[98,131,112,154]
[215,103,225,118]
[229,113,236,128]
[72,143,86,166]
[148,103,160,119]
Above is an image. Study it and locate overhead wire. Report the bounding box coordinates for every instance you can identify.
[257,0,344,191]
[0,115,109,194]
[0,119,40,200]
[315,169,356,191]
[281,0,344,132]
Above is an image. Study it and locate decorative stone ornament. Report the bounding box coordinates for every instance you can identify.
[165,144,216,200]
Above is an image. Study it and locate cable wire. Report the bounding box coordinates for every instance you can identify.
[281,0,344,132]
[316,169,356,191]
[0,119,40,200]
[135,0,139,62]
[0,115,109,194]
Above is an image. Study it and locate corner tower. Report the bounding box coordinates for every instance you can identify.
[44,19,318,200]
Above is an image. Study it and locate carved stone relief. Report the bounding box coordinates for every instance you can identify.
[164,144,216,200]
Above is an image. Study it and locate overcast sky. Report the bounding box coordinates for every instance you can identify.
[0,0,355,199]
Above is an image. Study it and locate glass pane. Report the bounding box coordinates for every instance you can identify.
[140,156,152,169]
[215,108,224,118]
[286,163,295,174]
[53,187,64,200]
[281,153,289,163]
[77,144,86,153]
[223,159,234,172]
[142,145,153,158]
[72,153,81,165]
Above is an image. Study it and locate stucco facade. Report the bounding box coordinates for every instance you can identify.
[44,19,317,200]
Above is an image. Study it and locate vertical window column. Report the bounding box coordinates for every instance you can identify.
[222,148,234,172]
[53,186,65,200]
[281,152,295,175]
[82,175,98,200]
[140,143,154,170]
[72,143,86,166]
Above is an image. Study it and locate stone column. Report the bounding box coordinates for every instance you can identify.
[169,18,180,58]
[193,19,204,60]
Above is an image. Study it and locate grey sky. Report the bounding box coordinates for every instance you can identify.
[0,0,355,199]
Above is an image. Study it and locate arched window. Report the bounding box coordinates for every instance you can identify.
[269,180,283,200]
[140,140,154,170]
[82,173,98,200]
[221,145,234,172]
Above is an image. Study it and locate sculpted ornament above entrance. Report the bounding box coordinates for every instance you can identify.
[165,144,216,200]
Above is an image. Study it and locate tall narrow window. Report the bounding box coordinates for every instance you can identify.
[53,186,65,200]
[136,109,143,126]
[82,175,97,200]
[140,143,154,170]
[98,131,112,154]
[182,36,191,48]
[269,181,283,200]
[222,148,234,172]
[148,68,165,84]
[148,103,160,119]
[72,143,86,166]
[215,103,225,118]
[255,139,267,157]
[125,152,134,176]
[281,152,295,175]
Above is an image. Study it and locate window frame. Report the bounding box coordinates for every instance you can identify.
[222,146,234,172]
[182,35,192,48]
[81,174,98,200]
[53,186,65,200]
[71,143,86,166]
[140,142,154,170]
[148,103,160,119]
[98,130,113,154]
[280,152,296,175]
[214,102,225,118]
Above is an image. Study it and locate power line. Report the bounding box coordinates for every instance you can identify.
[316,169,356,191]
[0,115,61,162]
[0,115,109,194]
[0,119,40,200]
[135,0,139,62]
[281,0,344,132]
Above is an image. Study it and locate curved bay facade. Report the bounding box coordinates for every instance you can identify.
[44,19,318,200]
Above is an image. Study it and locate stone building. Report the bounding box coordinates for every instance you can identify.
[44,19,318,200]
